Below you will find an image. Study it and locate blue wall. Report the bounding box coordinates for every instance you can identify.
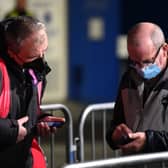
[68,0,121,103]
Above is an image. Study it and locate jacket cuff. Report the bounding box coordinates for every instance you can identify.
[106,128,119,150]
[9,119,19,143]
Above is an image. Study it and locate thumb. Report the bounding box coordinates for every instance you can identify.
[128,132,138,139]
[18,116,29,125]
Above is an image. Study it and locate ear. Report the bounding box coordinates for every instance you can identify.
[7,48,16,58]
[163,43,168,51]
[162,43,168,58]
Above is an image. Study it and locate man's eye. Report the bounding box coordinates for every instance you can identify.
[128,59,138,65]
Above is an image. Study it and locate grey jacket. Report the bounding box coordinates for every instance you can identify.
[106,65,168,153]
[122,67,168,132]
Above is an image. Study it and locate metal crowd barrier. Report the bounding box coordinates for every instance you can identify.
[76,102,115,162]
[63,151,168,168]
[40,104,76,168]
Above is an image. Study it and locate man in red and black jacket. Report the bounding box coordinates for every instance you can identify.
[0,16,58,168]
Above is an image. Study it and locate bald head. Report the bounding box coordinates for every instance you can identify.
[127,22,166,63]
[127,22,165,50]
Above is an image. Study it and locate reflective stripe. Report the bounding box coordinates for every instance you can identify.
[0,58,10,118]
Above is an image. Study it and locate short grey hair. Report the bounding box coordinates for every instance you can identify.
[4,16,46,54]
[151,24,165,48]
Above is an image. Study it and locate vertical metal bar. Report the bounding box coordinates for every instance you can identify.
[161,161,166,168]
[38,136,41,145]
[79,115,85,162]
[91,112,96,160]
[78,102,115,162]
[102,110,107,158]
[50,110,55,168]
[63,107,75,164]
[50,133,55,168]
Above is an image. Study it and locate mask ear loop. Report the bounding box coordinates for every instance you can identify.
[162,42,168,50]
[164,39,168,53]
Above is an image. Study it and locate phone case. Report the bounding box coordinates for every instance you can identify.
[45,116,65,128]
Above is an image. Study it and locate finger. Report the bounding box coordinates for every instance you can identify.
[119,140,135,152]
[43,122,50,135]
[120,124,132,134]
[38,122,50,136]
[129,132,146,144]
[128,133,136,139]
[18,116,29,125]
[128,133,140,139]
[51,127,57,134]
[121,144,134,154]
[37,122,44,136]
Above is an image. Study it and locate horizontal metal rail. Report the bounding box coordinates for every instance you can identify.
[63,151,168,168]
[78,102,115,161]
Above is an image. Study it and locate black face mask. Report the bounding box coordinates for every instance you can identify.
[23,58,51,75]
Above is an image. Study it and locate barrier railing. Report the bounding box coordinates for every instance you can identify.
[40,104,76,168]
[76,102,115,162]
[63,151,168,168]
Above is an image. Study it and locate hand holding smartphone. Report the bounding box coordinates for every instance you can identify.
[39,114,66,128]
[118,134,133,145]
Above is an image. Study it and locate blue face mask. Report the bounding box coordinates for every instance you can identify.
[135,63,161,79]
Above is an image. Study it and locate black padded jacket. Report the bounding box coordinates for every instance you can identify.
[0,54,50,168]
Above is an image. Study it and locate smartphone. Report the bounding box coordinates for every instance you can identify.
[45,116,66,128]
[118,134,133,145]
[47,121,65,128]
